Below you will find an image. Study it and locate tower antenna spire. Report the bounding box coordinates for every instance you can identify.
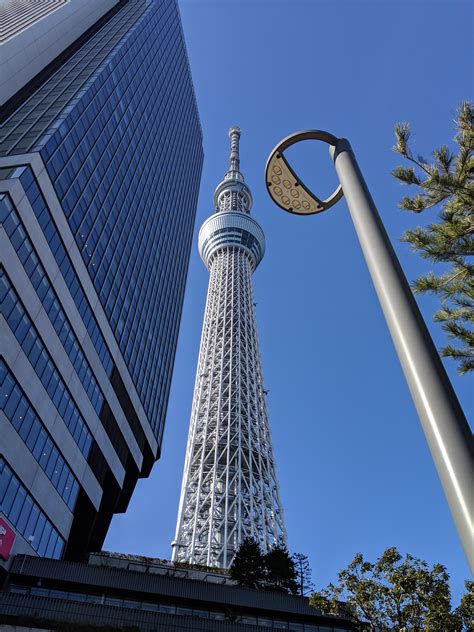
[228,126,241,174]
[214,126,252,212]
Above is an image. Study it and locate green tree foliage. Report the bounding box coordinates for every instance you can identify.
[293,552,314,597]
[229,537,265,589]
[309,547,471,631]
[392,101,474,374]
[230,539,298,594]
[263,543,298,594]
[454,580,474,630]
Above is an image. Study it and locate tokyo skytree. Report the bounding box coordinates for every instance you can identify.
[171,128,287,569]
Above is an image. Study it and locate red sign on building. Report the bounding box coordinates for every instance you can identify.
[0,516,16,561]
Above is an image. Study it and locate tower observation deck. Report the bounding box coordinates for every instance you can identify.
[171,128,287,569]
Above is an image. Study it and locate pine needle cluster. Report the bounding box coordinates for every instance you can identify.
[392,102,474,374]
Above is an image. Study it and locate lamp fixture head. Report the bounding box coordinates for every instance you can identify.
[265,130,344,215]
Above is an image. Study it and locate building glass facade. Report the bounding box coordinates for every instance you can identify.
[0,0,203,561]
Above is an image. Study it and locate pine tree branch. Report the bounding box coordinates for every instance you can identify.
[392,101,474,374]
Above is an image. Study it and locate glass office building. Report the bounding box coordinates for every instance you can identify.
[0,0,203,562]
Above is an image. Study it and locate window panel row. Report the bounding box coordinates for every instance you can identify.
[0,360,79,510]
[0,459,64,559]
[8,585,351,630]
[0,267,92,458]
[11,168,113,378]
[0,194,104,415]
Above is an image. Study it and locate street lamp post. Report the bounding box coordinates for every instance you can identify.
[265,131,473,571]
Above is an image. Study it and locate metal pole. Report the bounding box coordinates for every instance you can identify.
[329,138,473,571]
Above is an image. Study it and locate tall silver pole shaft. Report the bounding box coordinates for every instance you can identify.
[330,139,473,571]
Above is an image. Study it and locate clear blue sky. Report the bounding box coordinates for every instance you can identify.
[106,0,473,604]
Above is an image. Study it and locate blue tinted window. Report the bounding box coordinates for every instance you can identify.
[1,269,92,462]
[0,195,107,418]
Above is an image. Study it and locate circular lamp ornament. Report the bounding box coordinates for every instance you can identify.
[265,130,344,215]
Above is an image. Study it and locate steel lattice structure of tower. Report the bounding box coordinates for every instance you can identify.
[171,128,287,569]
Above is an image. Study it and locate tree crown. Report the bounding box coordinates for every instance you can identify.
[309,547,471,631]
